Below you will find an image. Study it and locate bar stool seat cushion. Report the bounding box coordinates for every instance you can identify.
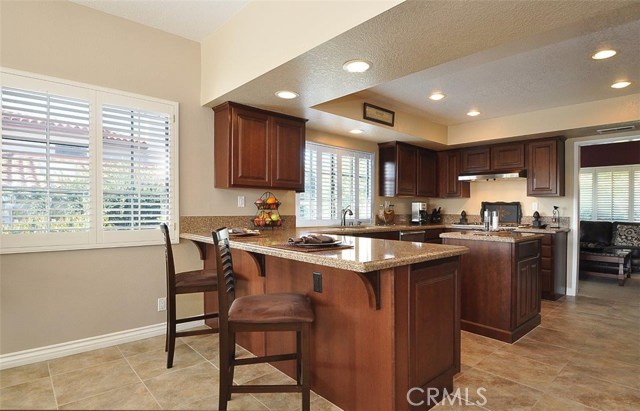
[175,269,218,294]
[229,293,314,324]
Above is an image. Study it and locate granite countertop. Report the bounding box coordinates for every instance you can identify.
[314,224,446,235]
[180,228,467,273]
[514,227,570,234]
[440,231,544,243]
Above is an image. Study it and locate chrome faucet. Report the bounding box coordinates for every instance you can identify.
[341,205,353,226]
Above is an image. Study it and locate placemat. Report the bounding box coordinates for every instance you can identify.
[272,243,354,253]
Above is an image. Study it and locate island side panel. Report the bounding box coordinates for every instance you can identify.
[396,258,461,410]
[263,256,395,411]
[442,239,513,341]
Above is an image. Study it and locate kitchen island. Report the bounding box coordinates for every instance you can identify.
[181,229,468,411]
[440,231,543,343]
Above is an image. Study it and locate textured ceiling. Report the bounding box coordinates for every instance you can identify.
[73,0,640,144]
[71,0,248,41]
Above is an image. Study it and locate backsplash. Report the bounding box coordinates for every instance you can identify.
[441,214,570,227]
[180,215,296,233]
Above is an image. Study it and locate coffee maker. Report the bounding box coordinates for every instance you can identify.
[411,202,429,225]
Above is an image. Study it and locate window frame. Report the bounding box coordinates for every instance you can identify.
[296,141,374,227]
[1,68,179,254]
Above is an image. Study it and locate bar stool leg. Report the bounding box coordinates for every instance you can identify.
[296,331,302,384]
[219,331,230,411]
[301,324,311,411]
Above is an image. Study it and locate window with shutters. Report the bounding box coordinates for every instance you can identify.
[1,70,178,253]
[579,165,640,222]
[296,142,374,226]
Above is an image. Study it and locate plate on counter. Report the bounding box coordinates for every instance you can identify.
[292,240,343,248]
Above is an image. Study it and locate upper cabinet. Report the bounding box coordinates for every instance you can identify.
[214,102,306,191]
[437,150,470,198]
[527,137,565,197]
[461,143,525,174]
[379,141,437,197]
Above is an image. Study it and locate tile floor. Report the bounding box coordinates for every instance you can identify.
[1,274,638,410]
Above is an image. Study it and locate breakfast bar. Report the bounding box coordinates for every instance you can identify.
[181,229,468,411]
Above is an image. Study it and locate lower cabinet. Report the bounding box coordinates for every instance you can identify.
[539,232,568,300]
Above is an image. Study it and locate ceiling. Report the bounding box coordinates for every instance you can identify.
[74,0,640,146]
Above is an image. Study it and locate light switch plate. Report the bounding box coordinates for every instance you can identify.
[238,195,245,207]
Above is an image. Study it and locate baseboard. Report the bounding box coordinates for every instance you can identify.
[0,320,204,370]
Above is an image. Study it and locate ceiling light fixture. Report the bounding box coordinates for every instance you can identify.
[349,129,364,134]
[611,81,631,89]
[592,49,617,60]
[467,110,480,117]
[275,90,299,99]
[429,92,446,101]
[343,60,371,73]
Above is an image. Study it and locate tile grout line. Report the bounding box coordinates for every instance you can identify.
[117,344,165,411]
[46,361,60,410]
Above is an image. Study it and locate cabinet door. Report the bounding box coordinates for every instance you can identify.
[396,143,417,196]
[270,116,305,190]
[417,148,437,197]
[491,143,525,171]
[515,256,540,327]
[461,147,490,173]
[438,151,470,198]
[527,139,565,196]
[231,107,270,187]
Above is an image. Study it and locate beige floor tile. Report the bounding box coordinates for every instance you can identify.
[453,367,543,411]
[183,333,220,363]
[474,350,564,390]
[48,347,123,375]
[0,376,57,410]
[461,331,508,349]
[118,334,182,357]
[176,393,269,410]
[563,353,640,390]
[546,369,640,410]
[0,361,49,389]
[241,371,308,411]
[498,337,576,367]
[461,338,501,367]
[51,358,140,406]
[127,343,206,381]
[58,382,160,410]
[233,361,280,385]
[143,361,219,410]
[530,394,599,411]
[309,396,343,411]
[431,397,488,411]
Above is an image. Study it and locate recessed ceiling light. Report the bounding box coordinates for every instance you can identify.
[349,129,364,134]
[592,49,617,60]
[429,92,446,101]
[275,90,299,99]
[342,60,371,73]
[611,81,631,89]
[467,110,480,117]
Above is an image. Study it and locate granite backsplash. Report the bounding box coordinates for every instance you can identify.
[181,215,296,233]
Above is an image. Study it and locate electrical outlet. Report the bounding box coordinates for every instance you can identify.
[531,202,538,212]
[313,272,323,293]
[157,297,166,312]
[237,195,245,207]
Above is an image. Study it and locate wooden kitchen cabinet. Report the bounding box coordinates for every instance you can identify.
[461,143,525,174]
[378,141,437,197]
[539,231,568,300]
[527,137,565,196]
[437,150,470,198]
[460,147,490,174]
[214,101,306,190]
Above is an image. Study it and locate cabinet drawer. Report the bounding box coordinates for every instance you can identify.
[541,245,552,258]
[541,234,552,246]
[424,228,444,240]
[517,240,540,259]
[541,257,552,270]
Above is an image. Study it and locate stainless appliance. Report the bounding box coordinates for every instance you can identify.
[411,202,428,224]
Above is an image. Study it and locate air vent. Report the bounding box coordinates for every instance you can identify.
[596,125,636,134]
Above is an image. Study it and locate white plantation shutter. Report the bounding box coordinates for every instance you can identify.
[296,142,373,226]
[1,71,178,253]
[99,94,176,244]
[579,165,639,222]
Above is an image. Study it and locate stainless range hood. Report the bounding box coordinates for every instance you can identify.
[458,169,527,182]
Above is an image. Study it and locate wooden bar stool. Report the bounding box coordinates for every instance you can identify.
[212,228,314,411]
[160,223,218,368]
